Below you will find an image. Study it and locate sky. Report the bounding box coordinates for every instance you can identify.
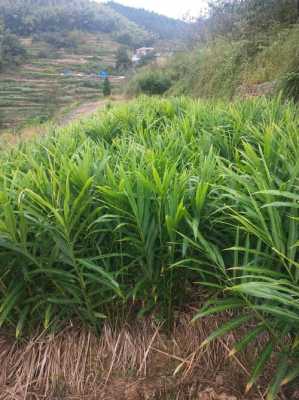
[99,0,208,19]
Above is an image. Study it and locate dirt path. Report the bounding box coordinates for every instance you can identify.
[60,100,108,125]
[59,96,125,126]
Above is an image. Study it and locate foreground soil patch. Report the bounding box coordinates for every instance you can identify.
[0,314,275,400]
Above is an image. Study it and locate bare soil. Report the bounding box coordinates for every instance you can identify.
[59,100,108,125]
[0,313,292,400]
[235,81,276,99]
[59,95,125,125]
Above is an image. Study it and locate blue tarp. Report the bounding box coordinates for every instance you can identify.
[99,70,109,79]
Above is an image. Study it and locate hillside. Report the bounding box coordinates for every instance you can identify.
[108,1,192,41]
[0,0,147,131]
[129,0,299,101]
[0,0,153,47]
[0,33,126,131]
[166,25,299,99]
[0,0,194,132]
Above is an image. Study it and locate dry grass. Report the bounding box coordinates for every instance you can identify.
[0,314,264,400]
[0,125,47,147]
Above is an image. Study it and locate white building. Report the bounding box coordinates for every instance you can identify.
[135,47,154,57]
[132,54,141,64]
[132,47,155,65]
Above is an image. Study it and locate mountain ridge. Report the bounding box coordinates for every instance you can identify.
[108,1,192,41]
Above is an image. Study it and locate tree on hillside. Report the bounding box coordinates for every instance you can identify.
[116,47,132,71]
[201,0,298,40]
[0,21,27,71]
[138,51,156,67]
[102,77,111,96]
[0,0,153,47]
[37,30,83,49]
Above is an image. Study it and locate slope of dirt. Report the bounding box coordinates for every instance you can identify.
[235,81,277,99]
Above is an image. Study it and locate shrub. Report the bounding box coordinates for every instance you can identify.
[38,31,83,50]
[102,77,111,96]
[115,46,132,71]
[279,71,299,102]
[166,38,247,99]
[37,49,50,59]
[0,30,27,70]
[129,70,172,95]
[82,80,102,90]
[137,51,156,67]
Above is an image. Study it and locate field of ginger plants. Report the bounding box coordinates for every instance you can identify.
[0,97,298,398]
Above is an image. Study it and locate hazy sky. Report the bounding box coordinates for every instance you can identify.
[99,0,208,19]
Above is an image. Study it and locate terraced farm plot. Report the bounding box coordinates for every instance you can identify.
[0,34,125,131]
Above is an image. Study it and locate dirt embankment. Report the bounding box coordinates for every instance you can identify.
[235,81,277,99]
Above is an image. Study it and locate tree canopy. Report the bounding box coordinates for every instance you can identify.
[0,20,27,71]
[0,0,152,47]
[198,0,299,40]
[108,1,192,41]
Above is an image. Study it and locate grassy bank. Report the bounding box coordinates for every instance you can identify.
[128,24,299,100]
[0,97,299,396]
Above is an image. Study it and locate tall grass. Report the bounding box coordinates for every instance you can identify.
[137,25,299,100]
[0,96,298,397]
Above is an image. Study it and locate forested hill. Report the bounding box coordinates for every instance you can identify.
[0,0,193,130]
[0,0,153,46]
[108,1,192,40]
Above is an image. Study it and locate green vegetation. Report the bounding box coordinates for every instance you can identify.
[0,0,192,131]
[137,50,156,67]
[1,2,299,398]
[0,0,152,48]
[36,30,84,50]
[0,34,123,131]
[0,23,27,71]
[108,1,192,41]
[102,77,111,96]
[128,69,172,95]
[200,0,298,39]
[280,72,299,102]
[129,0,299,100]
[115,46,132,72]
[165,26,299,99]
[0,96,298,398]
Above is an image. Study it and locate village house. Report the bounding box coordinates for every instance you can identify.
[132,47,155,64]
